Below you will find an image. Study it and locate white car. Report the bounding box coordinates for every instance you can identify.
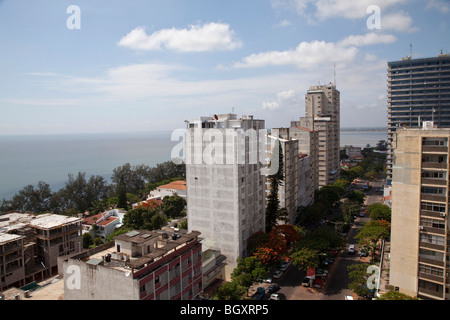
[347,245,355,255]
[263,277,272,283]
[269,293,280,300]
[273,270,283,279]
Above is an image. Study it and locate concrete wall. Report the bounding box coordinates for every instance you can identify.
[62,258,139,300]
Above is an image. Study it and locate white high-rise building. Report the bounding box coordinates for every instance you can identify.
[299,83,340,187]
[184,114,266,275]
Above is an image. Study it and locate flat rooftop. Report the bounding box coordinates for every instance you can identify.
[29,214,80,230]
[0,232,24,245]
[76,230,201,273]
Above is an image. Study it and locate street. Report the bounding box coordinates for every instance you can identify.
[254,177,385,300]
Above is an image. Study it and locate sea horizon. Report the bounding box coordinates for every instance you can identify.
[0,129,387,201]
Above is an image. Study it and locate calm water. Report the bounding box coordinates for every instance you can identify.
[0,129,387,201]
[0,131,177,200]
[340,130,387,148]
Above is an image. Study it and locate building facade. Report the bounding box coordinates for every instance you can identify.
[386,53,450,185]
[390,125,450,299]
[298,83,341,187]
[0,213,82,291]
[62,229,203,300]
[184,114,266,275]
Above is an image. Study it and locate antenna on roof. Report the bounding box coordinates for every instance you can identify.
[410,42,413,59]
[334,62,336,86]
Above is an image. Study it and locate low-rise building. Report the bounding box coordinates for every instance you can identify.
[0,212,82,291]
[82,209,126,242]
[61,229,203,300]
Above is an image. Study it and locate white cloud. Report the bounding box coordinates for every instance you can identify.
[262,89,301,110]
[233,40,358,69]
[314,0,410,20]
[272,0,418,32]
[382,10,418,33]
[117,22,242,52]
[426,0,450,12]
[338,33,397,47]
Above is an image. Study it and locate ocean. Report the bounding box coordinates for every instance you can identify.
[0,129,387,201]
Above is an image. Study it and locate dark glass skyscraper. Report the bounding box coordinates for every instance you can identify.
[386,53,450,184]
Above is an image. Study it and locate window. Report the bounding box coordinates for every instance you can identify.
[420,217,445,229]
[421,187,445,195]
[421,201,446,212]
[419,264,444,278]
[420,233,445,246]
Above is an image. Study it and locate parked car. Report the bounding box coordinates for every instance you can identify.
[269,293,280,300]
[280,263,289,271]
[267,284,280,293]
[273,270,283,279]
[302,277,311,287]
[360,251,369,257]
[316,269,328,279]
[263,277,272,283]
[347,245,355,255]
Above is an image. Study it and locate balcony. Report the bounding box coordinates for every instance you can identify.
[422,162,447,170]
[422,146,448,154]
[421,178,448,186]
[421,194,447,203]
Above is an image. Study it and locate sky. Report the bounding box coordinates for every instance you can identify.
[0,0,449,135]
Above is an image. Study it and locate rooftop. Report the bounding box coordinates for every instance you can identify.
[77,229,201,273]
[158,180,187,191]
[29,214,81,230]
[0,232,24,245]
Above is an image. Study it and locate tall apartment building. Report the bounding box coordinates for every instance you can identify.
[266,133,299,224]
[390,124,450,299]
[270,127,315,221]
[62,229,203,300]
[298,83,340,187]
[184,114,266,274]
[0,213,82,291]
[386,53,450,185]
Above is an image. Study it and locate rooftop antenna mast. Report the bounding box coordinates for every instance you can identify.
[334,62,336,86]
[410,42,413,59]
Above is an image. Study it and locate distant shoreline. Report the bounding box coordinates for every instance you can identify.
[340,127,386,132]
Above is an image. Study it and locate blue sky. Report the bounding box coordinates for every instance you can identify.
[0,0,449,135]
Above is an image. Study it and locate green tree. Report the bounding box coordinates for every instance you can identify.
[347,190,366,205]
[265,140,284,232]
[116,176,128,210]
[367,203,391,222]
[355,220,390,258]
[82,232,93,249]
[232,257,269,285]
[299,225,346,252]
[217,281,245,300]
[376,290,418,300]
[1,181,53,214]
[348,263,373,299]
[161,195,186,219]
[178,218,188,230]
[290,247,319,272]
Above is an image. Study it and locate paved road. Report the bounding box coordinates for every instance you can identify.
[263,178,385,300]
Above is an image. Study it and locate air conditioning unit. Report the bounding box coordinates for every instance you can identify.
[419,226,424,230]
[440,212,446,218]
